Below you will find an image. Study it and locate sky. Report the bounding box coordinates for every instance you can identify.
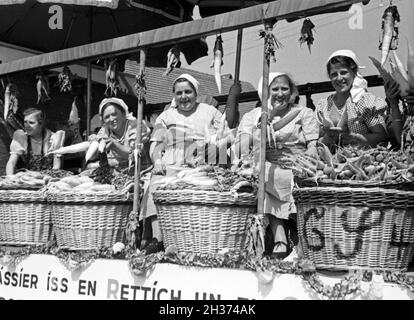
[0,0,413,103]
[183,0,414,101]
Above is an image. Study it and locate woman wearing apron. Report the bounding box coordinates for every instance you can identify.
[234,72,319,259]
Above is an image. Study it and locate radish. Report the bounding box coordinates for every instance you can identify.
[379,6,400,67]
[210,35,223,94]
[85,140,99,162]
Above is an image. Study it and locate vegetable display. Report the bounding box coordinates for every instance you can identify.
[0,170,53,190]
[48,175,116,194]
[47,169,136,194]
[155,164,258,193]
[285,143,414,184]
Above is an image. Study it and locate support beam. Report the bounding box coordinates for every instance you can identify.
[133,49,146,215]
[258,20,274,217]
[86,61,92,139]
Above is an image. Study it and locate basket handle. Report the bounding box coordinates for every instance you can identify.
[231,181,254,202]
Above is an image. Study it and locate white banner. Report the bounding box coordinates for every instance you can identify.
[0,254,413,300]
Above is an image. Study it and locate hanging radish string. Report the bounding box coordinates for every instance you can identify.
[379,2,400,66]
[104,58,120,97]
[68,96,83,145]
[56,65,74,93]
[210,35,224,94]
[3,82,19,120]
[258,24,283,63]
[134,67,147,104]
[299,18,315,53]
[163,45,181,77]
[36,74,51,104]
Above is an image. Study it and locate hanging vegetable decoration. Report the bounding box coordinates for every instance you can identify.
[134,68,147,103]
[36,74,51,104]
[379,3,400,66]
[210,35,224,94]
[68,96,83,145]
[299,18,315,53]
[104,58,120,97]
[259,26,283,63]
[163,45,181,77]
[3,82,19,120]
[56,65,74,93]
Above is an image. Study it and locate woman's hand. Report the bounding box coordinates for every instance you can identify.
[305,140,318,158]
[102,137,118,151]
[319,130,340,147]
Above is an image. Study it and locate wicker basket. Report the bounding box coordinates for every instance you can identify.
[46,191,131,250]
[294,187,414,271]
[0,189,53,246]
[153,188,257,254]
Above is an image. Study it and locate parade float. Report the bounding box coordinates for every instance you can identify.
[0,0,414,301]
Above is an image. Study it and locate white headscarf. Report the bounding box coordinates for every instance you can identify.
[327,49,368,103]
[99,97,135,121]
[170,73,200,107]
[257,72,297,110]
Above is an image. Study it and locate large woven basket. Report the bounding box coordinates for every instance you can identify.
[46,191,131,250]
[0,189,53,246]
[294,187,414,271]
[153,188,257,254]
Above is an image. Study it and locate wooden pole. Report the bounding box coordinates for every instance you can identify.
[234,0,245,83]
[132,49,146,214]
[225,28,243,129]
[234,29,243,82]
[86,61,92,140]
[225,0,244,129]
[257,20,274,216]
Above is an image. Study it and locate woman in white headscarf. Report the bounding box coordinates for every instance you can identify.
[140,73,232,254]
[316,49,388,147]
[85,97,151,168]
[234,72,319,259]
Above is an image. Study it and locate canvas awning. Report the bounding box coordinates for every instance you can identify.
[0,0,207,67]
[0,0,371,76]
